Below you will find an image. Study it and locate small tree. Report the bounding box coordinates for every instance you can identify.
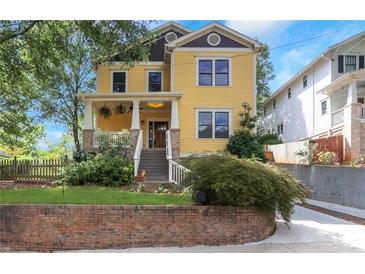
[240,102,257,131]
[296,143,318,165]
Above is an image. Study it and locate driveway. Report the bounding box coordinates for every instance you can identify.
[72,205,365,253]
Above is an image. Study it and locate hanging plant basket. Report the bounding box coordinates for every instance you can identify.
[98,105,112,119]
[115,104,126,115]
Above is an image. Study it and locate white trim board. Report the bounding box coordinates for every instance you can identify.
[195,57,232,87]
[110,70,128,93]
[195,108,232,140]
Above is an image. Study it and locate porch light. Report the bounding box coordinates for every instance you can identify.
[147,101,164,108]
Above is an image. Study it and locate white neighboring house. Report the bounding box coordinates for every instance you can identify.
[260,31,365,161]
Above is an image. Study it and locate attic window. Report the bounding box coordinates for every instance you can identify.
[207,33,221,46]
[165,32,177,43]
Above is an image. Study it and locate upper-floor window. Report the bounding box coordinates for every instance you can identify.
[345,55,357,73]
[197,110,230,139]
[198,59,230,86]
[273,99,276,109]
[148,71,162,92]
[288,88,292,99]
[303,75,308,88]
[321,100,327,115]
[263,106,267,116]
[338,55,364,73]
[112,71,127,93]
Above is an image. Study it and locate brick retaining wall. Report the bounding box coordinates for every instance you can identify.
[0,205,275,252]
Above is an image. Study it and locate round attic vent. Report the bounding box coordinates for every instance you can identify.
[165,32,178,43]
[207,33,221,46]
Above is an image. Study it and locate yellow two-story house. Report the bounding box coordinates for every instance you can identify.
[79,22,263,182]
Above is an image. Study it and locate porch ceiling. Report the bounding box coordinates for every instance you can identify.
[78,92,182,102]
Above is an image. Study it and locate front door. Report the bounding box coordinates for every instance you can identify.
[148,121,168,148]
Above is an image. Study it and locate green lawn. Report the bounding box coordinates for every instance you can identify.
[0,186,192,205]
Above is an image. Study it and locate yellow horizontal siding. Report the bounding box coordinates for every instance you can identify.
[97,64,171,94]
[174,51,254,154]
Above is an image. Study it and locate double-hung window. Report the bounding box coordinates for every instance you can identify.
[321,100,327,115]
[112,71,127,93]
[198,58,230,86]
[197,110,230,139]
[345,55,357,73]
[148,71,162,92]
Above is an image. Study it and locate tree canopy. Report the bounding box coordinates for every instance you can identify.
[0,20,153,156]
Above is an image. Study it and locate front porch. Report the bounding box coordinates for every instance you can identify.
[79,92,188,183]
[324,70,365,160]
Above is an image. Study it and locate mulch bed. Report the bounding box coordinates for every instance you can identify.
[298,202,365,226]
[0,181,53,189]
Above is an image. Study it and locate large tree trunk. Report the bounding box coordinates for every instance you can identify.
[72,101,81,154]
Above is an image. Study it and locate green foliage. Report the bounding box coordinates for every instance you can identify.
[227,130,265,161]
[350,154,365,168]
[0,20,153,156]
[60,154,133,186]
[239,102,257,131]
[296,143,318,165]
[257,133,282,145]
[316,151,338,165]
[96,130,130,158]
[256,43,275,113]
[183,155,309,222]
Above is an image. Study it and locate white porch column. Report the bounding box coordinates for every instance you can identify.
[83,101,93,129]
[347,80,358,105]
[171,98,179,129]
[131,99,140,129]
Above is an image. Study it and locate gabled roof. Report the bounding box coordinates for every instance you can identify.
[151,21,191,35]
[264,31,365,104]
[166,22,263,49]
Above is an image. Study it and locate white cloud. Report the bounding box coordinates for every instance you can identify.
[225,20,292,41]
[273,48,314,90]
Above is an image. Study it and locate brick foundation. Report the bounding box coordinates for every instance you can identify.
[82,129,94,152]
[0,205,275,252]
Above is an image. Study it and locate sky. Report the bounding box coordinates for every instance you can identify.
[39,20,365,150]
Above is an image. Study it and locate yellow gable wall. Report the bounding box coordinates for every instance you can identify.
[96,63,170,94]
[173,50,254,155]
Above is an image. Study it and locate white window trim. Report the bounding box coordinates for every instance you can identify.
[165,32,178,43]
[196,57,232,87]
[344,54,359,73]
[110,70,128,93]
[146,69,163,92]
[195,108,232,139]
[320,99,328,116]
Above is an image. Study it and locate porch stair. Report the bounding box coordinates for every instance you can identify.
[138,149,169,183]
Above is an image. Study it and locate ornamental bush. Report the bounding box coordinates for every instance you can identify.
[226,130,266,161]
[60,154,133,186]
[183,155,309,222]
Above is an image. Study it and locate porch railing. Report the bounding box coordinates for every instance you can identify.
[93,131,130,148]
[166,130,190,185]
[332,108,344,126]
[133,130,143,177]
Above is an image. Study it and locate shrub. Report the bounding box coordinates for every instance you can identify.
[257,133,282,145]
[316,151,338,165]
[350,155,365,167]
[183,155,309,222]
[296,142,318,165]
[60,154,133,186]
[226,130,265,161]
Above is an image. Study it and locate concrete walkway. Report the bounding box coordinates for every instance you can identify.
[306,199,365,219]
[70,205,365,253]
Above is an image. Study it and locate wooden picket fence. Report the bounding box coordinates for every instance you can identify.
[310,135,344,163]
[0,158,69,183]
